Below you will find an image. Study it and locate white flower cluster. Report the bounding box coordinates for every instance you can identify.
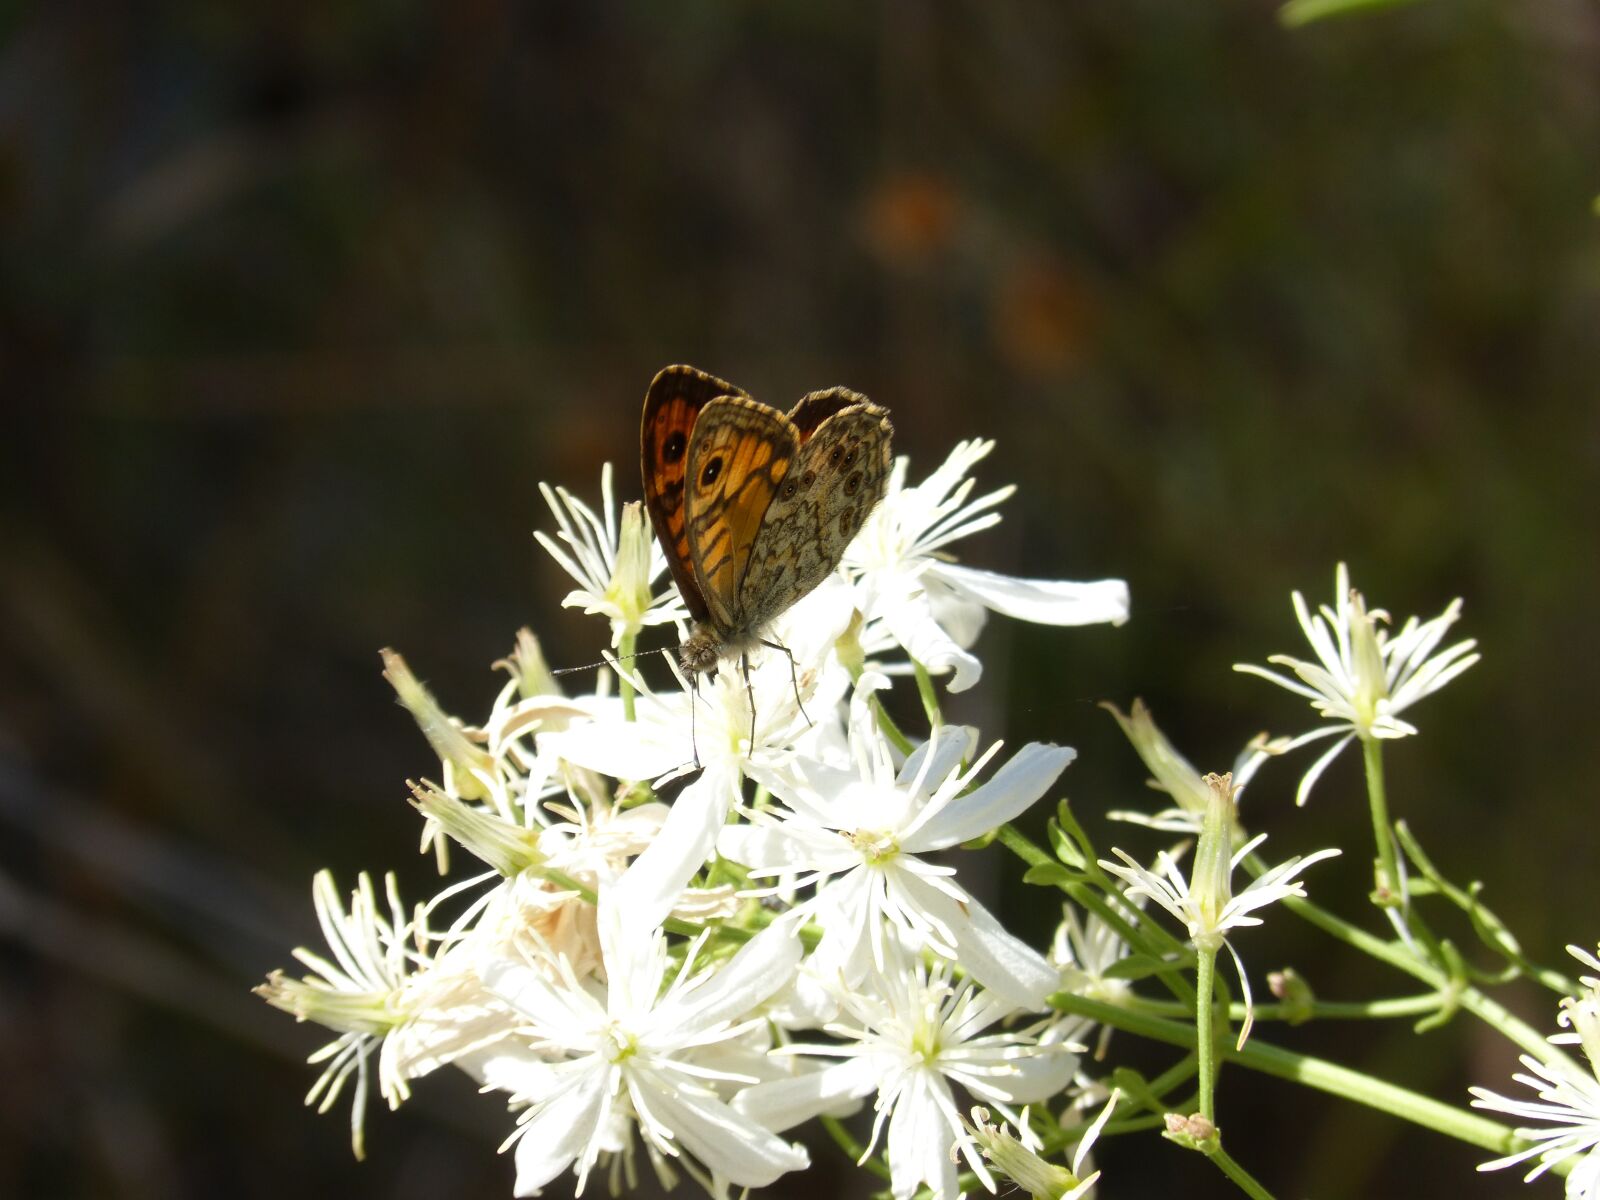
[1472,945,1600,1197]
[259,441,1131,1200]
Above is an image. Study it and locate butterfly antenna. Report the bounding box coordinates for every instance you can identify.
[551,646,672,677]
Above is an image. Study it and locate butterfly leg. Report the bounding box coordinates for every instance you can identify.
[758,637,811,729]
[690,673,702,769]
[741,651,757,749]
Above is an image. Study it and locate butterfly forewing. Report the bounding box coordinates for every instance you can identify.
[640,365,750,625]
[682,396,799,631]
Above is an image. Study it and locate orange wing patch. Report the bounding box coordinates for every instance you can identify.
[640,366,748,625]
[683,397,797,631]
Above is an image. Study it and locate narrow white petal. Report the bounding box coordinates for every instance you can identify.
[632,1070,809,1187]
[717,822,848,873]
[613,769,736,935]
[895,872,1056,1009]
[652,920,804,1035]
[961,1042,1079,1104]
[1295,732,1356,806]
[881,588,984,692]
[542,714,686,782]
[733,1057,881,1131]
[930,562,1131,628]
[906,742,1075,851]
[887,1073,960,1200]
[896,726,977,796]
[812,868,880,986]
[509,1065,610,1196]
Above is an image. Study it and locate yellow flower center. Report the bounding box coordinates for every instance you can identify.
[850,828,899,864]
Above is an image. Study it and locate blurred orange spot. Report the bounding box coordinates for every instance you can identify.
[992,258,1092,376]
[861,172,960,264]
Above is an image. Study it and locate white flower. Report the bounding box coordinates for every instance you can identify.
[254,872,427,1159]
[1051,902,1137,1010]
[534,464,687,646]
[479,899,809,1196]
[1470,942,1600,1197]
[965,1089,1120,1200]
[1098,774,1339,1045]
[1102,698,1288,834]
[381,648,499,803]
[543,578,856,935]
[1471,1054,1600,1196]
[845,439,1129,692]
[722,715,1074,1010]
[734,952,1081,1200]
[1558,946,1600,1070]
[1234,563,1480,805]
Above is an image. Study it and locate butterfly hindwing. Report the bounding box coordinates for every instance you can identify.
[681,396,799,632]
[737,393,894,632]
[640,365,749,625]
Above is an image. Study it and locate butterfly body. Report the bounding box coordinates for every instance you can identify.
[641,365,893,678]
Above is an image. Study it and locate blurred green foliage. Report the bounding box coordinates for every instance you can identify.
[2,2,1596,1197]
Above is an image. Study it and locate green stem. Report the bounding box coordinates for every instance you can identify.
[997,823,1195,1005]
[820,1115,890,1181]
[1195,946,1219,1120]
[1268,879,1581,1075]
[1362,738,1399,906]
[1049,994,1527,1157]
[1131,992,1450,1022]
[870,695,916,756]
[618,629,638,722]
[912,659,943,728]
[1209,1147,1276,1200]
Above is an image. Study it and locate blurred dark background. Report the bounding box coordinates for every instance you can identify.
[2,1,1597,1196]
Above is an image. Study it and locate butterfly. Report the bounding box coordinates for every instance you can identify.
[640,364,894,698]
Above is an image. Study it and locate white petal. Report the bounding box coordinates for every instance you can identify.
[929,562,1130,628]
[733,1057,881,1131]
[1295,732,1356,806]
[613,768,737,934]
[926,585,989,650]
[887,1072,960,1200]
[542,712,686,781]
[810,868,879,986]
[509,1064,610,1195]
[630,1069,809,1187]
[881,586,984,692]
[652,920,803,1034]
[896,726,977,796]
[972,1042,1079,1104]
[717,822,847,874]
[906,742,1075,851]
[894,872,1057,1009]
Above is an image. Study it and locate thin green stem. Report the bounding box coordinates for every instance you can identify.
[1049,994,1527,1157]
[819,1116,890,1181]
[912,659,943,728]
[870,695,916,756]
[1209,1147,1276,1200]
[1130,991,1450,1023]
[1362,738,1399,906]
[1245,853,1578,1075]
[1195,946,1218,1120]
[618,629,638,722]
[997,823,1195,1005]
